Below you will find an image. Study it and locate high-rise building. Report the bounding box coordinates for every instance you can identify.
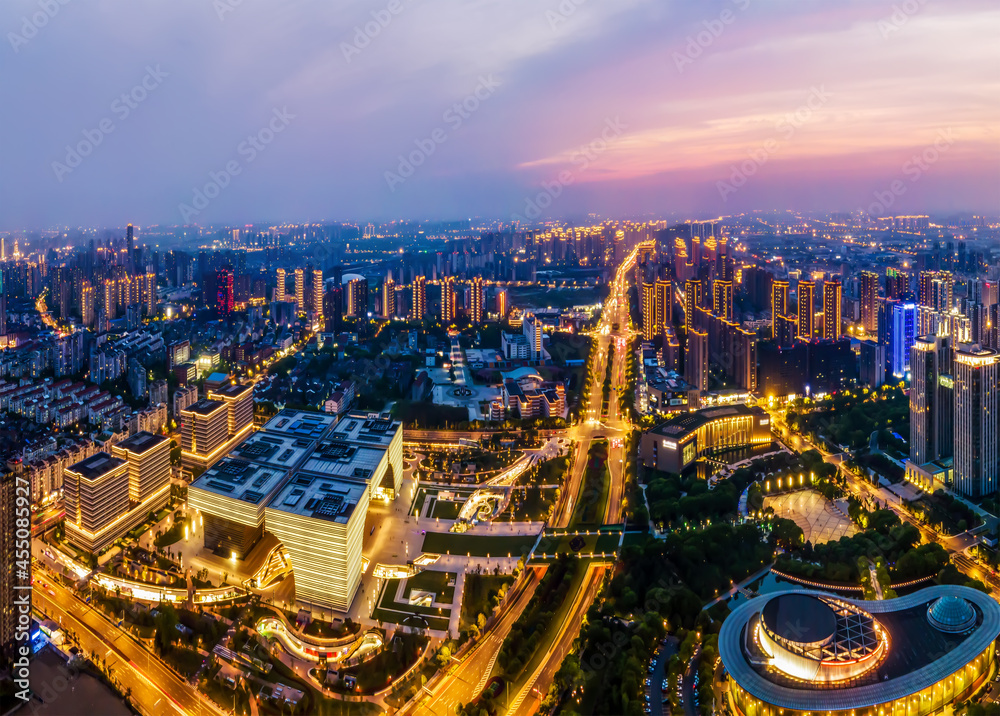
[470,276,484,324]
[823,279,842,341]
[346,277,368,317]
[919,270,954,311]
[180,399,230,473]
[111,432,171,504]
[685,328,709,394]
[312,269,324,321]
[713,280,734,321]
[656,279,673,328]
[215,267,234,316]
[524,313,543,362]
[208,383,254,439]
[771,280,789,340]
[890,302,917,377]
[63,452,131,552]
[496,288,508,318]
[642,282,657,340]
[412,275,427,320]
[859,339,886,388]
[860,271,879,333]
[885,268,910,300]
[441,276,456,322]
[382,274,396,318]
[953,347,1000,499]
[684,279,702,331]
[275,268,286,302]
[294,268,305,312]
[909,335,953,467]
[797,280,815,340]
[80,281,95,327]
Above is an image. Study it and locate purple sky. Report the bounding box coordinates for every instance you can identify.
[1,0,997,230]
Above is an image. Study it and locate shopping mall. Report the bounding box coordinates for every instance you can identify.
[719,586,1000,716]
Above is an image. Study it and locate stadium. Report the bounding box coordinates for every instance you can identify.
[719,586,1000,716]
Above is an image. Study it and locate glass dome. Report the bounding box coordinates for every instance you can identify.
[927,596,977,633]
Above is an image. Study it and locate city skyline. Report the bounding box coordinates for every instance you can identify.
[1,1,997,229]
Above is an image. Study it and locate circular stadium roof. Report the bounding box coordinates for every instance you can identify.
[761,593,837,646]
[927,596,977,633]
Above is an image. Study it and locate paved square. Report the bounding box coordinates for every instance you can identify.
[764,489,857,544]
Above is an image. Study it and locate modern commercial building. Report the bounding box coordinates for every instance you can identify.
[797,280,815,340]
[110,431,171,504]
[188,409,404,612]
[63,452,131,552]
[909,335,953,467]
[953,346,1000,499]
[890,302,917,378]
[180,398,230,472]
[640,403,770,473]
[208,383,254,439]
[823,279,842,341]
[720,587,1000,716]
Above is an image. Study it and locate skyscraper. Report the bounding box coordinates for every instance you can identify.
[919,270,954,311]
[684,279,702,331]
[441,276,456,322]
[909,335,953,466]
[771,279,789,340]
[0,470,18,661]
[890,302,917,377]
[275,268,286,302]
[642,282,657,340]
[215,267,234,316]
[685,328,709,394]
[655,278,673,328]
[885,268,910,300]
[382,274,396,318]
[496,288,507,318]
[797,280,815,340]
[412,275,427,320]
[294,268,305,312]
[823,279,842,341]
[312,269,324,321]
[80,281,95,327]
[953,346,1000,499]
[470,276,484,324]
[713,279,734,321]
[860,271,879,333]
[346,278,369,317]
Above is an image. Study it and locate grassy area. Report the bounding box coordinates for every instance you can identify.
[546,332,593,366]
[371,606,450,632]
[507,286,606,310]
[570,440,610,526]
[376,579,453,623]
[162,645,204,677]
[533,531,621,557]
[404,570,456,604]
[420,532,537,558]
[154,517,190,548]
[430,499,461,520]
[459,574,514,634]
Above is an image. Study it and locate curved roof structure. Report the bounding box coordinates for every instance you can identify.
[928,596,978,633]
[720,585,1000,712]
[761,593,837,645]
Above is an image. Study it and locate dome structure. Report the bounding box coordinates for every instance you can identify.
[927,596,977,633]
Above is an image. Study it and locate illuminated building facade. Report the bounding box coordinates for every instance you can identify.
[823,279,841,341]
[797,280,815,340]
[470,276,484,324]
[412,276,426,320]
[720,587,1000,716]
[954,346,1000,499]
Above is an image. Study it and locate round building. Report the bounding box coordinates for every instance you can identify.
[720,586,1000,716]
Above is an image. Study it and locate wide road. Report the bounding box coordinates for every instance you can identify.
[407,567,542,716]
[31,578,222,716]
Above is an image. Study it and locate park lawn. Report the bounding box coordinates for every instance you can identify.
[371,606,451,632]
[533,531,621,557]
[430,499,461,520]
[507,485,556,521]
[404,570,456,604]
[460,574,514,632]
[570,441,610,526]
[378,579,453,620]
[420,532,537,558]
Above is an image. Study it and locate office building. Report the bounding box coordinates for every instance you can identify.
[111,431,171,504]
[859,271,879,333]
[208,383,254,439]
[909,335,953,467]
[721,587,1000,716]
[441,276,456,323]
[345,277,368,318]
[294,268,305,313]
[771,280,789,340]
[180,398,230,473]
[797,280,815,340]
[890,302,917,377]
[412,276,426,320]
[275,268,286,302]
[470,276,484,324]
[953,346,1000,499]
[63,452,130,552]
[216,267,234,316]
[823,279,842,341]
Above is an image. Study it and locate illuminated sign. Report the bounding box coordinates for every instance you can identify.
[663,440,677,450]
[760,418,770,426]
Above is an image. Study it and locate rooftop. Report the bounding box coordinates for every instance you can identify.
[183,398,226,417]
[650,403,765,439]
[266,472,365,524]
[209,383,253,400]
[327,412,400,448]
[230,431,315,470]
[68,452,127,481]
[190,458,287,505]
[116,431,169,455]
[262,409,337,440]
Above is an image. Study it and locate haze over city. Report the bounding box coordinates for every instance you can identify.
[1,0,998,229]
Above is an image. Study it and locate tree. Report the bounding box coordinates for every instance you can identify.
[769,518,804,550]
